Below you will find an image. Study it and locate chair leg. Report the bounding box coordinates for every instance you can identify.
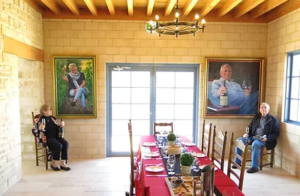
[270,148,274,168]
[45,148,48,170]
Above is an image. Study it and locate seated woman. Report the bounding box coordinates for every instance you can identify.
[38,104,71,171]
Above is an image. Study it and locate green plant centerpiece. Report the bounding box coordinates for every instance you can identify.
[180,153,194,176]
[167,133,176,146]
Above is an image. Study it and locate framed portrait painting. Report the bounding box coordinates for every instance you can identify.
[204,57,265,118]
[53,56,97,118]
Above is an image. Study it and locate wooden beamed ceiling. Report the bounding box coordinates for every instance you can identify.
[25,0,300,23]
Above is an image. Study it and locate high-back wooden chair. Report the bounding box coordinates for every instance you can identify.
[227,132,248,191]
[246,144,275,170]
[128,119,135,196]
[31,112,48,170]
[153,122,173,135]
[201,120,212,157]
[211,126,227,172]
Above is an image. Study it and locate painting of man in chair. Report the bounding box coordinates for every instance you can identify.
[53,56,97,118]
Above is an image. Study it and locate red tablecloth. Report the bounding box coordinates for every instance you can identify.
[217,186,246,196]
[135,135,242,196]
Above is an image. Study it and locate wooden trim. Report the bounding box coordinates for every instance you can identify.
[23,0,44,13]
[3,36,44,62]
[233,0,265,18]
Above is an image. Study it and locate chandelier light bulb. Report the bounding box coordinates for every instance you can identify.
[202,19,206,24]
[149,20,153,26]
[175,11,179,18]
[195,14,199,20]
[155,15,159,21]
[176,26,178,30]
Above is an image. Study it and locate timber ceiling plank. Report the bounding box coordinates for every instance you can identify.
[62,0,80,15]
[183,0,199,16]
[105,0,115,15]
[147,0,155,16]
[199,0,221,17]
[234,0,265,18]
[165,0,177,16]
[217,0,243,17]
[127,0,134,16]
[250,0,288,19]
[84,0,97,16]
[41,0,61,15]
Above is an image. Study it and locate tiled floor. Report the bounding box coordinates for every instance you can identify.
[2,158,300,196]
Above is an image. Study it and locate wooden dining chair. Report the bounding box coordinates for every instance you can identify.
[127,119,135,196]
[227,132,248,191]
[211,126,227,172]
[153,122,173,135]
[31,112,49,170]
[201,120,212,157]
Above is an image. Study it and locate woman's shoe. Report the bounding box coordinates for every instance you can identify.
[60,166,71,171]
[50,164,60,171]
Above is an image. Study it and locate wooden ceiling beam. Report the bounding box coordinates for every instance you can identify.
[62,0,80,15]
[217,0,243,17]
[199,0,220,17]
[165,0,177,16]
[23,0,43,13]
[127,0,134,16]
[183,0,199,16]
[84,0,97,16]
[41,0,61,15]
[250,0,288,19]
[234,0,265,18]
[105,0,115,15]
[266,0,300,22]
[147,0,155,16]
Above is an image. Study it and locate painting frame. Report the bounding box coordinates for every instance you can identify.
[52,55,97,119]
[204,57,265,119]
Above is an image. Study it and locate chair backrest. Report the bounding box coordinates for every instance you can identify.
[211,126,227,172]
[201,120,212,157]
[153,122,173,135]
[227,132,248,191]
[128,119,134,196]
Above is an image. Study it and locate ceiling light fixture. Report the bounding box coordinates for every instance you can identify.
[149,0,206,37]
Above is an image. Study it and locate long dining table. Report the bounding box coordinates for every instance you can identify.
[135,135,246,196]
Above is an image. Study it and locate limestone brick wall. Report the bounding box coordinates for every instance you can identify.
[19,58,44,161]
[0,0,43,194]
[267,8,300,178]
[43,19,267,159]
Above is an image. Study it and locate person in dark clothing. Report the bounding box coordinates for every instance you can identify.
[61,63,90,112]
[38,104,70,171]
[233,102,280,173]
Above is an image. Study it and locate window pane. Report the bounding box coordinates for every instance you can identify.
[156,88,175,103]
[112,136,139,152]
[112,72,130,87]
[156,105,174,119]
[112,104,130,119]
[174,120,193,137]
[156,72,175,87]
[132,72,150,87]
[112,88,130,103]
[175,105,193,119]
[292,54,300,76]
[175,72,194,87]
[175,89,193,103]
[132,104,150,119]
[289,100,298,121]
[132,88,150,103]
[112,120,128,136]
[131,120,150,136]
[291,78,299,99]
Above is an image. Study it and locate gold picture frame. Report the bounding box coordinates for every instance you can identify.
[204,57,265,119]
[52,56,97,118]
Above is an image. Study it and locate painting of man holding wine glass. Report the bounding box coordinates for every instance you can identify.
[53,56,97,118]
[204,57,265,118]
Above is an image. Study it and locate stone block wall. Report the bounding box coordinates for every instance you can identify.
[267,8,300,178]
[0,0,43,194]
[43,19,268,159]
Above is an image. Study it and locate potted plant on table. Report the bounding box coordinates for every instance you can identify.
[180,153,194,176]
[167,133,176,146]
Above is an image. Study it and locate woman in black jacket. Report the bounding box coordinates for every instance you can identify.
[38,104,70,171]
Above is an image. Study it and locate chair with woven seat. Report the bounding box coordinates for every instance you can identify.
[211,126,227,172]
[153,122,173,135]
[31,112,49,170]
[201,120,212,157]
[246,145,275,170]
[227,132,248,191]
